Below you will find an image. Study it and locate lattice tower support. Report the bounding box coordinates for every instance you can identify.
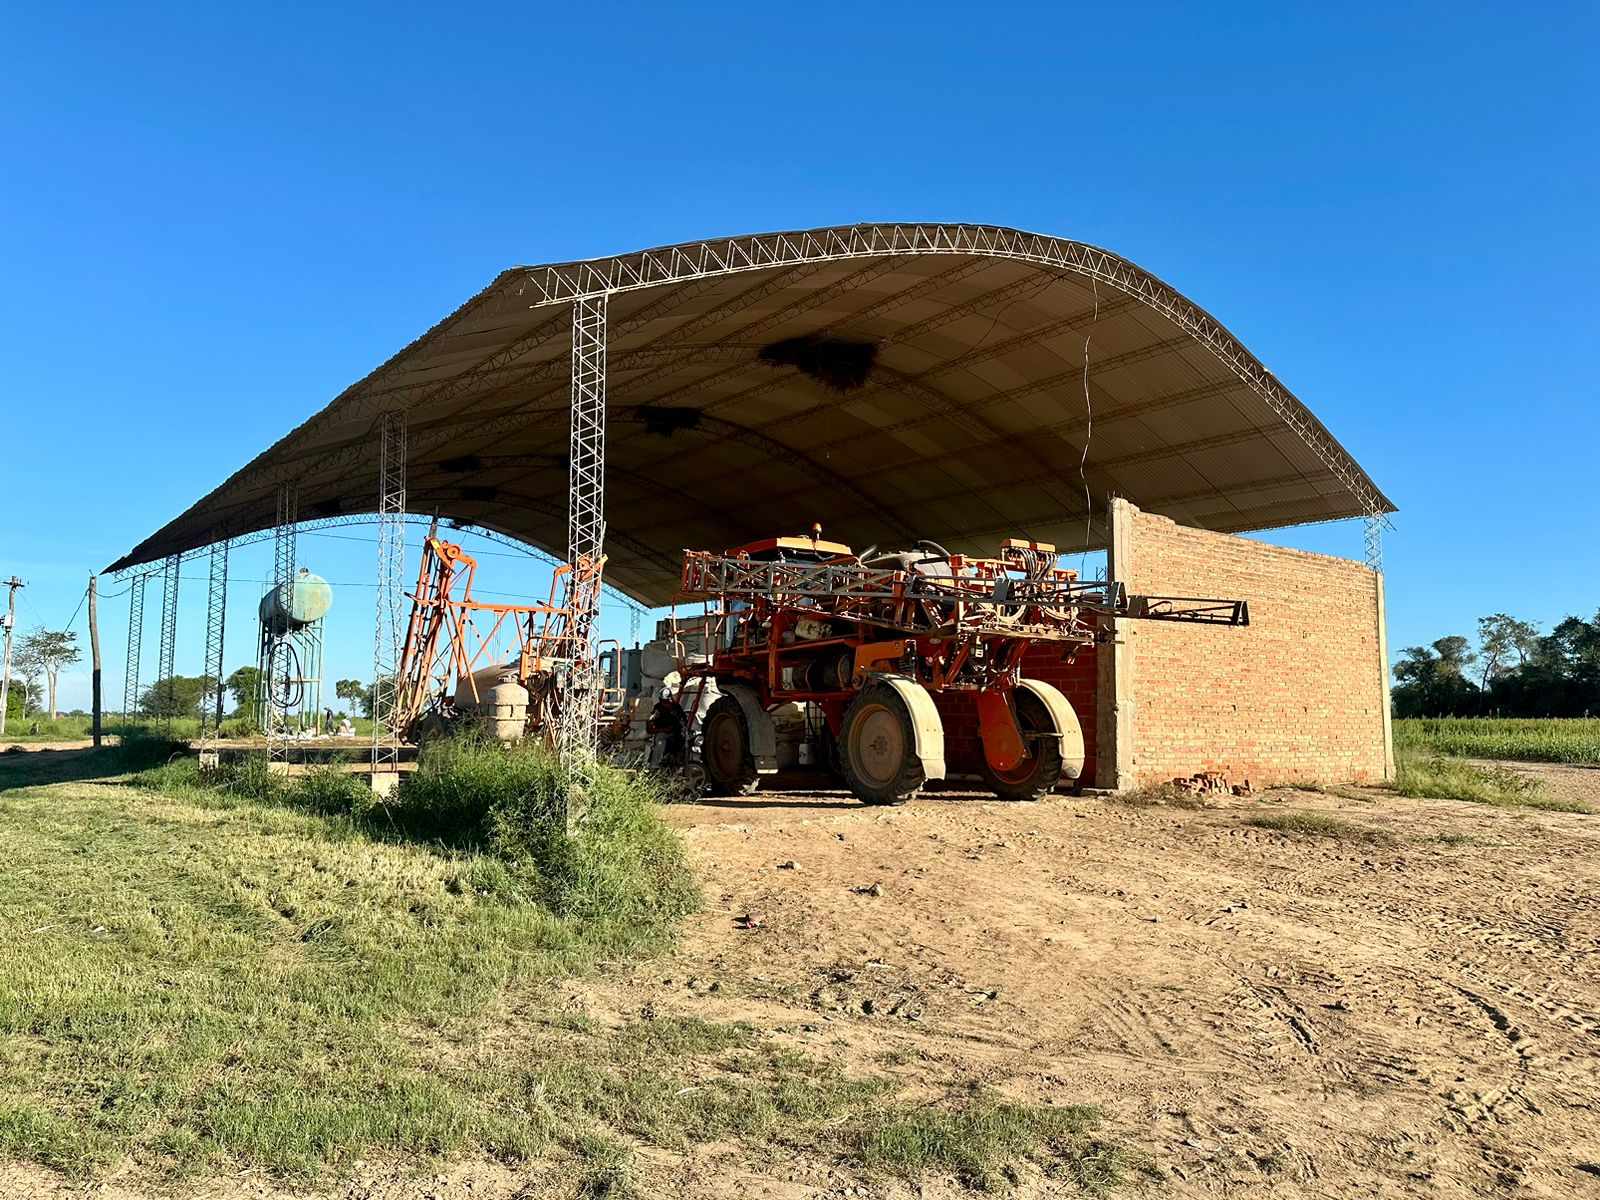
[123,572,147,720]
[371,412,407,780]
[268,484,298,766]
[559,293,608,787]
[156,554,181,731]
[200,539,229,745]
[1364,514,1383,575]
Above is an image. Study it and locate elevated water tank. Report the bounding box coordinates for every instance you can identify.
[259,569,334,633]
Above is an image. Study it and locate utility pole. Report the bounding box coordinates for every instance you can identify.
[0,576,23,737]
[88,574,102,747]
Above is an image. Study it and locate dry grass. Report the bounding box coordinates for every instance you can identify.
[1395,749,1592,814]
[1244,810,1395,843]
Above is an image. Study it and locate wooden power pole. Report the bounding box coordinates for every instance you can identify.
[89,574,102,747]
[0,576,22,737]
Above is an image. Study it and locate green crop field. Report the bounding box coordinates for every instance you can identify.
[1395,717,1600,766]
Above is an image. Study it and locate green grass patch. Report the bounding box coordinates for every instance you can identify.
[0,737,698,1181]
[0,738,1128,1192]
[1395,717,1600,765]
[1394,749,1592,813]
[853,1092,1133,1193]
[1244,810,1394,843]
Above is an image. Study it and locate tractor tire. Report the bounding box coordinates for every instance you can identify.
[700,695,761,796]
[840,682,926,806]
[980,687,1066,802]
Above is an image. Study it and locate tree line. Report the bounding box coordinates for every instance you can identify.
[133,668,375,723]
[1393,610,1600,717]
[2,622,376,727]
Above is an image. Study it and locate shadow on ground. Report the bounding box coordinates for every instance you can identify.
[0,746,150,792]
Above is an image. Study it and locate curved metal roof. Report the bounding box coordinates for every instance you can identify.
[108,222,1393,604]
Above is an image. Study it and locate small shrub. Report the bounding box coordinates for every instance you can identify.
[1244,810,1394,843]
[291,766,374,816]
[394,737,699,927]
[114,728,190,773]
[1110,783,1209,810]
[1395,750,1591,813]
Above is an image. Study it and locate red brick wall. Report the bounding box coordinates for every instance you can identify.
[934,642,1098,787]
[1121,507,1386,788]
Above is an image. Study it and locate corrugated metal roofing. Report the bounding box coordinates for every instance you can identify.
[107,223,1393,603]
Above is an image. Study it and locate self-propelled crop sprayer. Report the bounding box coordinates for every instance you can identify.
[673,529,1249,805]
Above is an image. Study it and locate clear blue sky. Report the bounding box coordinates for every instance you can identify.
[2,3,1596,713]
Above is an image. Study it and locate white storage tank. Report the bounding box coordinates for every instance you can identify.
[453,665,530,742]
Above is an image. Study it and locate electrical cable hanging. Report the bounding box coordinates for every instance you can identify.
[63,584,89,633]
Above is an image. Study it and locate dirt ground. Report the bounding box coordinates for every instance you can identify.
[585,765,1600,1198]
[7,764,1599,1199]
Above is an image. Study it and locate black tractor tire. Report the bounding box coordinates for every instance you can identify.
[980,688,1065,802]
[700,694,761,796]
[840,683,926,806]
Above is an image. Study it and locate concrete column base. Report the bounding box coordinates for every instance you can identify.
[368,771,401,798]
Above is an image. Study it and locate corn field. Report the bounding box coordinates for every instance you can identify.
[1395,718,1600,765]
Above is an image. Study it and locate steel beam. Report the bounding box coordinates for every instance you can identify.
[371,413,407,783]
[123,572,147,720]
[200,539,229,744]
[267,484,298,765]
[157,554,180,731]
[559,294,607,784]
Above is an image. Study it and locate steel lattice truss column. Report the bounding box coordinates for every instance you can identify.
[558,294,608,779]
[200,539,229,743]
[1364,515,1383,574]
[157,554,181,731]
[269,484,298,766]
[123,572,147,720]
[371,412,407,778]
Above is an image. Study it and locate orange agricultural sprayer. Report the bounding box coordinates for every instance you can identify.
[391,523,606,743]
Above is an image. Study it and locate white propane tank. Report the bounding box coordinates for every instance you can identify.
[453,666,529,741]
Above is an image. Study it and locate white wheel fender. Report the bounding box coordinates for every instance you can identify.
[876,674,947,782]
[1016,678,1085,781]
[717,682,779,774]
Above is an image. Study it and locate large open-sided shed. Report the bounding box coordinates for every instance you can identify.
[110,223,1391,600]
[109,222,1396,787]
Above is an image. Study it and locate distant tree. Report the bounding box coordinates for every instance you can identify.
[1398,609,1600,718]
[5,681,43,721]
[334,678,365,714]
[225,665,262,726]
[1432,635,1476,679]
[1392,637,1482,717]
[358,676,393,719]
[139,674,218,719]
[15,628,82,719]
[1477,614,1515,691]
[10,639,44,717]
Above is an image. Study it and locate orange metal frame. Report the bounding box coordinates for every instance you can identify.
[393,531,605,741]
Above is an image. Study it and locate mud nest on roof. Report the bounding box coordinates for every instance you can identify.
[758,335,877,392]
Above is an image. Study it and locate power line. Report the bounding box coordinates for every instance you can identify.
[63,584,89,634]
